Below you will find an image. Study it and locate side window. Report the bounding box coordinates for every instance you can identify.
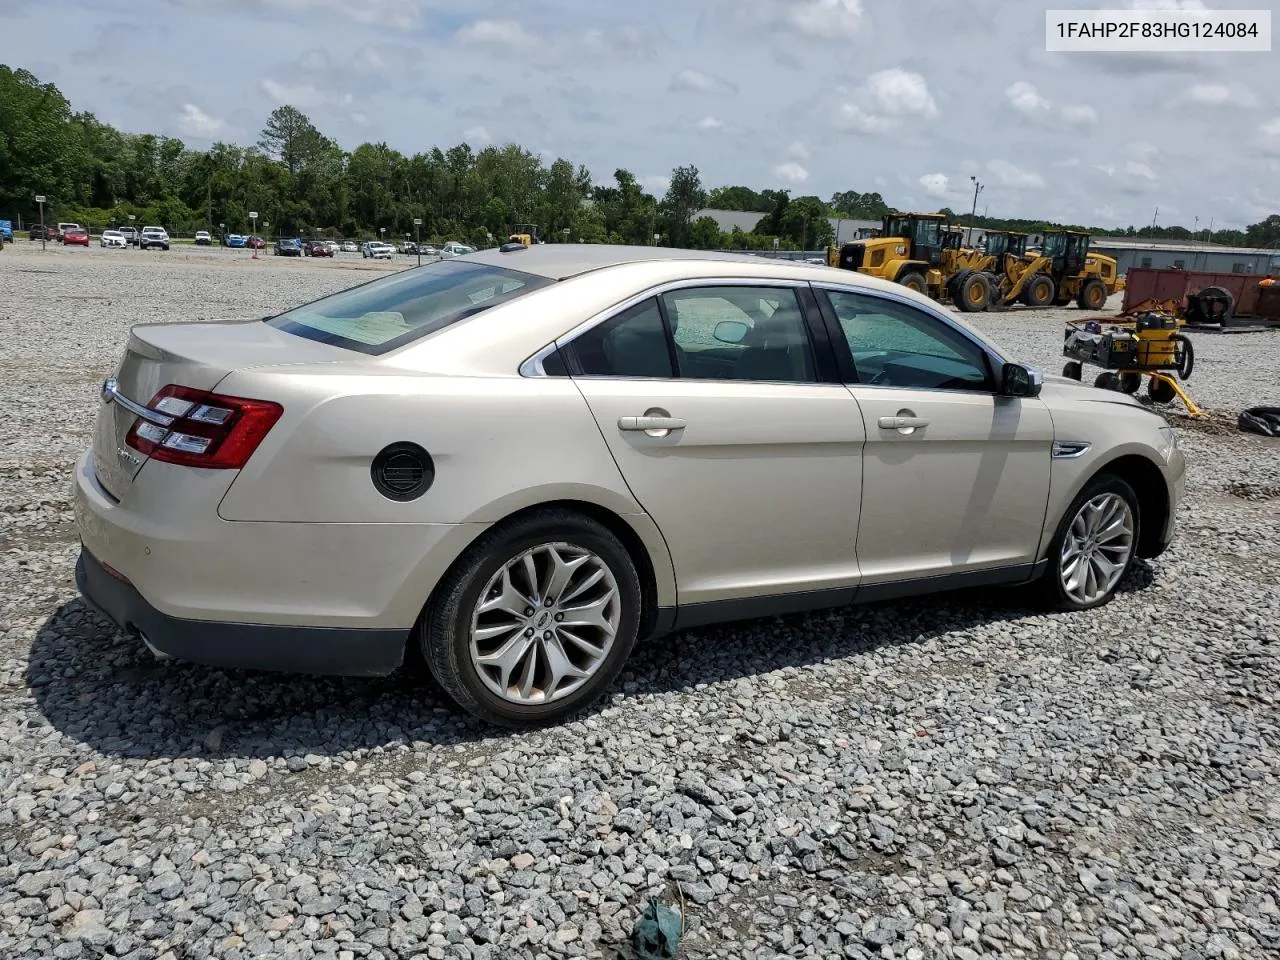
[662,286,817,383]
[570,298,673,378]
[824,291,991,391]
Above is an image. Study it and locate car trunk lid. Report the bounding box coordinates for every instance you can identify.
[92,319,348,499]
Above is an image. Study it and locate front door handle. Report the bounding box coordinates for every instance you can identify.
[878,416,930,430]
[618,415,687,436]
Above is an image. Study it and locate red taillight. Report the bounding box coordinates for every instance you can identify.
[125,384,282,469]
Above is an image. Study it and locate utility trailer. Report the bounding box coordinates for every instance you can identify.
[1120,267,1280,329]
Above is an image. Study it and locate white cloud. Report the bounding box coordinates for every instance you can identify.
[787,141,810,161]
[1062,104,1098,126]
[642,174,671,194]
[1262,118,1280,136]
[669,69,724,92]
[350,111,369,127]
[773,162,810,185]
[1054,157,1082,168]
[1125,161,1157,180]
[919,173,949,198]
[456,20,536,47]
[259,0,422,30]
[835,68,937,135]
[787,0,867,40]
[697,116,725,131]
[176,103,223,138]
[1184,83,1230,105]
[260,78,351,109]
[462,125,491,145]
[1006,80,1052,119]
[866,68,937,118]
[987,159,1045,189]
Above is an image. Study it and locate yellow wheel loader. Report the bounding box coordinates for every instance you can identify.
[992,230,1124,310]
[508,224,543,246]
[827,212,995,313]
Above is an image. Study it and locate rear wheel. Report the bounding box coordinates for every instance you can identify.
[1022,274,1055,308]
[421,509,642,727]
[1147,376,1176,403]
[1094,372,1120,391]
[1077,279,1108,311]
[1040,474,1139,611]
[956,272,991,312]
[1119,372,1142,394]
[897,271,927,295]
[1062,361,1083,381]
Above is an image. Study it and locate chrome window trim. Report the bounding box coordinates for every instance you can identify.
[519,276,815,379]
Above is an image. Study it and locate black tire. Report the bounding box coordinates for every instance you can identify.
[1119,372,1142,394]
[1172,333,1194,380]
[1062,361,1083,381]
[1039,473,1140,612]
[1077,279,1108,311]
[1022,274,1055,308]
[1094,372,1120,391]
[956,272,991,312]
[421,508,642,727]
[897,270,927,295]
[1147,376,1176,403]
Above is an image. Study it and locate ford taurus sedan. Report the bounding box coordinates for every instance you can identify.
[74,246,1184,726]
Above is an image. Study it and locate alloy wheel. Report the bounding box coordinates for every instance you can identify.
[1059,493,1135,605]
[469,542,621,705]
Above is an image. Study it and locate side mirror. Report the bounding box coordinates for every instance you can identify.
[1000,362,1043,398]
[713,320,750,344]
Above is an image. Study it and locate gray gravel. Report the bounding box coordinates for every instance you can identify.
[2,242,1278,959]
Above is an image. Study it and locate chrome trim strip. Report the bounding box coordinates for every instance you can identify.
[1052,440,1091,459]
[101,377,174,427]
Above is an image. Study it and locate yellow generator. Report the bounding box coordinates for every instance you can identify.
[828,213,995,312]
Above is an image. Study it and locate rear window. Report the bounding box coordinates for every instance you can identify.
[266,260,553,355]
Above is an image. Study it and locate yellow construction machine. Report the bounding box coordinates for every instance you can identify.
[508,223,543,246]
[827,212,996,312]
[992,230,1124,310]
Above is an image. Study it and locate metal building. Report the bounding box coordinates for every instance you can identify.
[1089,238,1280,277]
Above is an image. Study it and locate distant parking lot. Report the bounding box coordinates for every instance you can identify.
[1,243,1277,959]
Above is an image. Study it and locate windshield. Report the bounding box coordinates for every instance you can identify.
[267,260,553,355]
[1042,234,1067,257]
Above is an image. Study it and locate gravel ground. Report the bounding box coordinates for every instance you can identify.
[1,242,1278,960]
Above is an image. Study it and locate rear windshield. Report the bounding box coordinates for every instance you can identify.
[266,259,553,355]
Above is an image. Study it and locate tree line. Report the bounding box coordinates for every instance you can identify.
[3,64,1278,251]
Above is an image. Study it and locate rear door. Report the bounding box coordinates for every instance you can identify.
[814,285,1053,585]
[560,281,865,608]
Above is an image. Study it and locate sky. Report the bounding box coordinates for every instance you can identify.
[3,0,1278,230]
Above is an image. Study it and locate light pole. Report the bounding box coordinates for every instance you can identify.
[413,218,422,266]
[249,211,259,259]
[968,177,984,247]
[35,195,46,250]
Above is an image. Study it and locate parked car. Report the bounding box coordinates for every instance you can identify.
[73,246,1184,726]
[274,237,303,256]
[101,229,128,248]
[194,231,212,246]
[139,226,170,250]
[0,219,13,242]
[118,226,139,246]
[62,227,90,246]
[417,244,439,257]
[361,241,394,260]
[56,222,81,242]
[28,224,56,241]
[439,241,475,259]
[304,240,333,257]
[223,233,247,248]
[340,241,359,253]
[246,235,267,250]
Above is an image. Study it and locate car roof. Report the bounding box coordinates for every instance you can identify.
[463,243,831,282]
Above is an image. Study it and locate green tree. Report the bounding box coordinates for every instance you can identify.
[659,164,706,248]
[689,216,725,249]
[258,105,329,177]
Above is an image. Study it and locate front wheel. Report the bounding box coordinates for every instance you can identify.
[897,271,927,295]
[1040,474,1139,611]
[422,509,642,726]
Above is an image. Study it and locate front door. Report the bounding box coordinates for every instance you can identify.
[563,283,866,606]
[816,286,1053,584]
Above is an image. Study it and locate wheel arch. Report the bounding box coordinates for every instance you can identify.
[1094,454,1171,559]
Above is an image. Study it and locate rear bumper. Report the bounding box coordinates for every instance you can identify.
[77,548,407,676]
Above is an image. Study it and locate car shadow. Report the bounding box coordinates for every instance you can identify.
[26,561,1154,761]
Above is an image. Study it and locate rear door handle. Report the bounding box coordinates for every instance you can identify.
[878,416,930,430]
[618,416,687,433]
